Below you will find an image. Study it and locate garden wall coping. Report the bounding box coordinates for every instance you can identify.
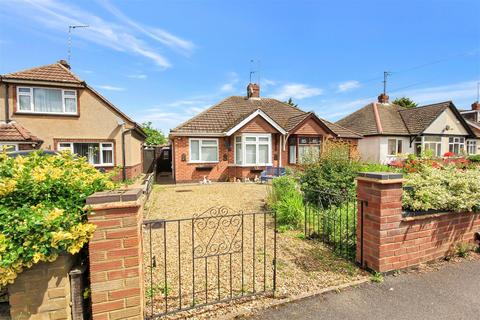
[85,188,143,205]
[357,172,403,180]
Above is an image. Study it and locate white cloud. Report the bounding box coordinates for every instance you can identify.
[337,80,360,92]
[272,83,323,100]
[96,85,124,91]
[127,74,147,79]
[220,72,239,92]
[262,79,277,86]
[3,0,194,68]
[98,0,194,56]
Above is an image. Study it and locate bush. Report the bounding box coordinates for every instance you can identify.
[0,151,115,286]
[468,155,480,163]
[266,176,304,229]
[403,163,480,212]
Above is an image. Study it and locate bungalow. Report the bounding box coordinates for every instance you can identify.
[336,93,479,164]
[0,60,146,180]
[169,83,361,183]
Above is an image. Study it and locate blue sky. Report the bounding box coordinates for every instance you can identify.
[1,0,479,134]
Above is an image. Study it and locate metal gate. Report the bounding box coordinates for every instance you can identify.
[303,189,360,261]
[143,207,277,319]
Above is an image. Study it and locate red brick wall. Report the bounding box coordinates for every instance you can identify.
[238,116,279,133]
[87,190,144,320]
[357,174,480,273]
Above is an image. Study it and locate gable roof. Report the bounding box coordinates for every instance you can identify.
[170,96,361,139]
[0,122,42,143]
[1,62,83,85]
[0,61,146,139]
[336,100,475,137]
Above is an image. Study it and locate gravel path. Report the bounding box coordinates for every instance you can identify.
[143,183,367,319]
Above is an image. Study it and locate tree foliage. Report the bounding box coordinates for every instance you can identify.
[285,97,298,108]
[142,122,167,146]
[392,97,418,109]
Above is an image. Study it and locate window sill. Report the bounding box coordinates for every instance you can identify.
[188,161,219,164]
[15,111,79,117]
[231,164,273,167]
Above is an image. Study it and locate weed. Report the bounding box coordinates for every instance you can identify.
[294,232,306,240]
[455,242,472,258]
[370,272,384,283]
[146,283,171,299]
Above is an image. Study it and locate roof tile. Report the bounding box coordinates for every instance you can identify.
[0,122,42,142]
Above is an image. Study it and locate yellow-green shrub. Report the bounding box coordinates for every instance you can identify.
[0,151,115,286]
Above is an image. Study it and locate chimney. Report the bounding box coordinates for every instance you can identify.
[58,59,71,70]
[247,83,260,98]
[377,93,389,104]
[472,101,480,111]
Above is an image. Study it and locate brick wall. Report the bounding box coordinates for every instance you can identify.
[357,172,480,273]
[86,189,144,320]
[8,254,76,320]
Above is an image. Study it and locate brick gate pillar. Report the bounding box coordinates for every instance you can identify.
[356,173,404,272]
[86,189,145,320]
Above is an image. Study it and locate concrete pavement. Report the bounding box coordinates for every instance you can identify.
[249,259,480,320]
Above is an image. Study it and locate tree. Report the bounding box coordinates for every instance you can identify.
[141,122,167,146]
[392,97,418,109]
[285,97,298,108]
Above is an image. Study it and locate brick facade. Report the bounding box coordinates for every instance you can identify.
[356,173,480,273]
[8,254,76,320]
[86,189,144,320]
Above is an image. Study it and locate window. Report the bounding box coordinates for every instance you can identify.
[423,136,442,157]
[387,139,403,156]
[58,142,114,166]
[189,139,218,162]
[298,137,321,164]
[234,134,272,166]
[0,143,18,152]
[467,140,477,155]
[448,137,465,155]
[17,87,77,114]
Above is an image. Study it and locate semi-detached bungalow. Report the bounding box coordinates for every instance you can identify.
[169,83,361,183]
[0,60,146,180]
[336,93,479,164]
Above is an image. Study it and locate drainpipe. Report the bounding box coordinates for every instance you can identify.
[121,127,132,181]
[3,81,9,123]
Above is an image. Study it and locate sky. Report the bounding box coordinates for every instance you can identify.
[1,0,480,134]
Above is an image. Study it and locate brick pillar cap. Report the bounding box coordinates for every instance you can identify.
[357,172,404,184]
[86,188,143,205]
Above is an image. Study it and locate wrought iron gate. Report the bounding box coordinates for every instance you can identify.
[303,189,360,261]
[143,207,277,319]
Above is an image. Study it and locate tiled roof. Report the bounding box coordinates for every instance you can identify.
[2,62,82,84]
[336,101,471,137]
[0,122,42,143]
[399,102,450,135]
[171,96,361,138]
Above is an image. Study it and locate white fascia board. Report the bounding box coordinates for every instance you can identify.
[224,109,287,136]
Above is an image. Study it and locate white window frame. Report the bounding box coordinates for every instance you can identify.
[188,138,219,163]
[57,141,114,166]
[414,136,442,157]
[387,138,403,156]
[234,133,272,166]
[448,137,465,155]
[17,86,78,115]
[0,143,18,152]
[467,139,477,155]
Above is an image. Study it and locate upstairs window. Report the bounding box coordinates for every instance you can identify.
[17,87,77,114]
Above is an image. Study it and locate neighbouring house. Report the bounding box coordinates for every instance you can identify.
[336,93,479,164]
[169,83,361,183]
[0,60,146,180]
[459,101,480,140]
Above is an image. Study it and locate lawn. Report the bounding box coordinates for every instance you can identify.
[143,183,367,319]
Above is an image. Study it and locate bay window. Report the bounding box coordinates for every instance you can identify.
[448,137,465,155]
[234,134,272,166]
[467,140,477,155]
[58,142,114,166]
[189,138,218,162]
[0,143,18,152]
[414,136,442,157]
[17,87,77,114]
